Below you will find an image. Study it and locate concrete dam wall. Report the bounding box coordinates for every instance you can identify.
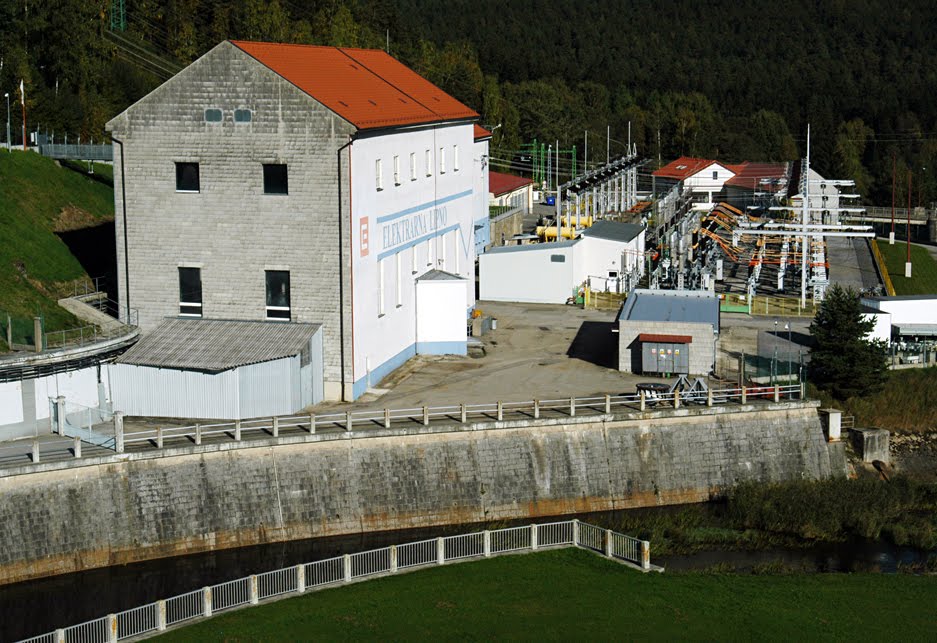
[0,401,837,584]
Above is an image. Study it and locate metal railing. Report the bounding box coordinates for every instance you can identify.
[17,520,652,643]
[117,384,805,454]
[869,239,896,296]
[2,384,807,472]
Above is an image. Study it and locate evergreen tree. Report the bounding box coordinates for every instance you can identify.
[808,284,888,400]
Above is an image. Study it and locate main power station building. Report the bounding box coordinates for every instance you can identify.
[106,40,486,410]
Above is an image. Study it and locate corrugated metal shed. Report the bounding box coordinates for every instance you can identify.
[619,289,720,332]
[116,319,322,373]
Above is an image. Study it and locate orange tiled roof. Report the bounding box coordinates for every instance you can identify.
[231,41,478,130]
[489,170,533,197]
[724,162,789,188]
[474,124,492,140]
[653,156,720,180]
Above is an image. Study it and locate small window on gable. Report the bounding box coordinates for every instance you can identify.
[453,144,460,171]
[410,152,417,181]
[712,170,718,180]
[393,155,401,186]
[234,109,252,123]
[425,149,432,177]
[439,147,446,174]
[204,108,222,122]
[376,159,383,190]
[263,164,288,195]
[175,162,200,192]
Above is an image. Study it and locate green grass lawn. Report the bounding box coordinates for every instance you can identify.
[156,548,937,642]
[877,239,937,295]
[0,149,114,345]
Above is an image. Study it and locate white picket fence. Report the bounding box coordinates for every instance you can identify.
[18,520,651,643]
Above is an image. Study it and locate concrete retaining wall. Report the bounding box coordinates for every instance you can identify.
[0,402,833,584]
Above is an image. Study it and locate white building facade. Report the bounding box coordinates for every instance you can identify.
[106,40,482,403]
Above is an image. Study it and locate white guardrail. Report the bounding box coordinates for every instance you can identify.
[18,520,651,643]
[114,384,805,454]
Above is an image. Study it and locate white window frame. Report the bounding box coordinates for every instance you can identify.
[376,158,383,191]
[439,147,446,174]
[453,144,460,171]
[441,231,447,267]
[393,155,401,186]
[378,259,386,316]
[409,152,417,181]
[411,245,418,274]
[425,149,432,177]
[427,238,434,266]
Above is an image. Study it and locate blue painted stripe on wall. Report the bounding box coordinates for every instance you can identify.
[375,189,473,224]
[416,340,467,356]
[376,223,459,261]
[351,342,417,400]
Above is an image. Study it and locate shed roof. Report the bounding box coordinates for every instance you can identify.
[116,318,321,373]
[893,323,937,336]
[484,239,578,255]
[489,171,533,197]
[417,269,465,281]
[231,41,477,130]
[580,220,644,243]
[618,289,720,332]
[638,333,693,344]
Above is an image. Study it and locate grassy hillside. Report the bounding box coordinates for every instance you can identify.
[0,150,114,347]
[877,240,937,295]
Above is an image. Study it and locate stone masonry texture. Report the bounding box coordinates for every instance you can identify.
[107,42,355,386]
[0,404,834,584]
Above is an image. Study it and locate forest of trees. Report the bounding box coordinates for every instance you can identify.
[2,0,937,205]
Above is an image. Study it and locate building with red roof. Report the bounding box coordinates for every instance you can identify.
[654,156,791,211]
[106,40,487,406]
[653,156,737,209]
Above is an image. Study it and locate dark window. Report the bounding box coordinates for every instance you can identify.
[176,162,200,192]
[265,270,290,320]
[263,164,289,195]
[179,267,202,316]
[234,109,252,123]
[550,254,566,263]
[204,108,223,122]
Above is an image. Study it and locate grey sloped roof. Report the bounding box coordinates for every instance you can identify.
[116,318,321,372]
[580,220,644,243]
[485,239,579,255]
[618,289,720,331]
[417,269,466,281]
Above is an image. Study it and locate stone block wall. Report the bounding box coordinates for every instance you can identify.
[0,403,834,584]
[108,42,355,391]
[489,209,524,247]
[618,320,716,375]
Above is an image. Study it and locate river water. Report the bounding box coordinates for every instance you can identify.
[1,508,933,642]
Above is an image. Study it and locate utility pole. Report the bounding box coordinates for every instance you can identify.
[890,153,896,244]
[4,93,9,150]
[555,140,561,242]
[584,130,588,173]
[800,124,810,309]
[628,121,631,156]
[906,170,912,278]
[19,79,26,152]
[606,125,610,165]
